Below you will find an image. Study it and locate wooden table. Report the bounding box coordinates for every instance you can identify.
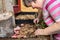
[0,36,50,40]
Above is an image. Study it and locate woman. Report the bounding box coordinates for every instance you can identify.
[12,0,60,40]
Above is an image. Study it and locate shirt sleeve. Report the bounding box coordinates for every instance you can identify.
[48,4,60,22]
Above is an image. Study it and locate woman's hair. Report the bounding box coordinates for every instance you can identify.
[23,0,36,7]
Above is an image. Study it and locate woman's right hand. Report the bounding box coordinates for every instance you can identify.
[33,18,39,24]
[11,26,20,38]
[11,26,27,38]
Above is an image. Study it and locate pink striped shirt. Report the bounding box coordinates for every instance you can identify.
[43,0,60,40]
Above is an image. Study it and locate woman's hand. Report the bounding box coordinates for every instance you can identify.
[11,26,27,38]
[34,29,44,35]
[11,26,21,38]
[33,18,39,23]
[34,29,48,35]
[14,26,20,34]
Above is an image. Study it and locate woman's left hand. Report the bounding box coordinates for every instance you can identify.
[34,29,44,35]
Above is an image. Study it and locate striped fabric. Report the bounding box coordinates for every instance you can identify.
[43,0,60,40]
[43,0,60,26]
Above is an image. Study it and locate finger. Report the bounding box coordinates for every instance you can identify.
[16,35,25,38]
[11,34,17,38]
[14,29,19,33]
[34,19,37,23]
[33,20,36,23]
[34,20,37,23]
[34,31,37,35]
[12,34,27,38]
[36,19,39,24]
[12,36,17,38]
[14,28,19,31]
[37,21,39,23]
[14,27,20,31]
[34,30,39,35]
[14,31,20,35]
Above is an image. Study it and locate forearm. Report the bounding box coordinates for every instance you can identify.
[37,10,42,19]
[43,22,60,35]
